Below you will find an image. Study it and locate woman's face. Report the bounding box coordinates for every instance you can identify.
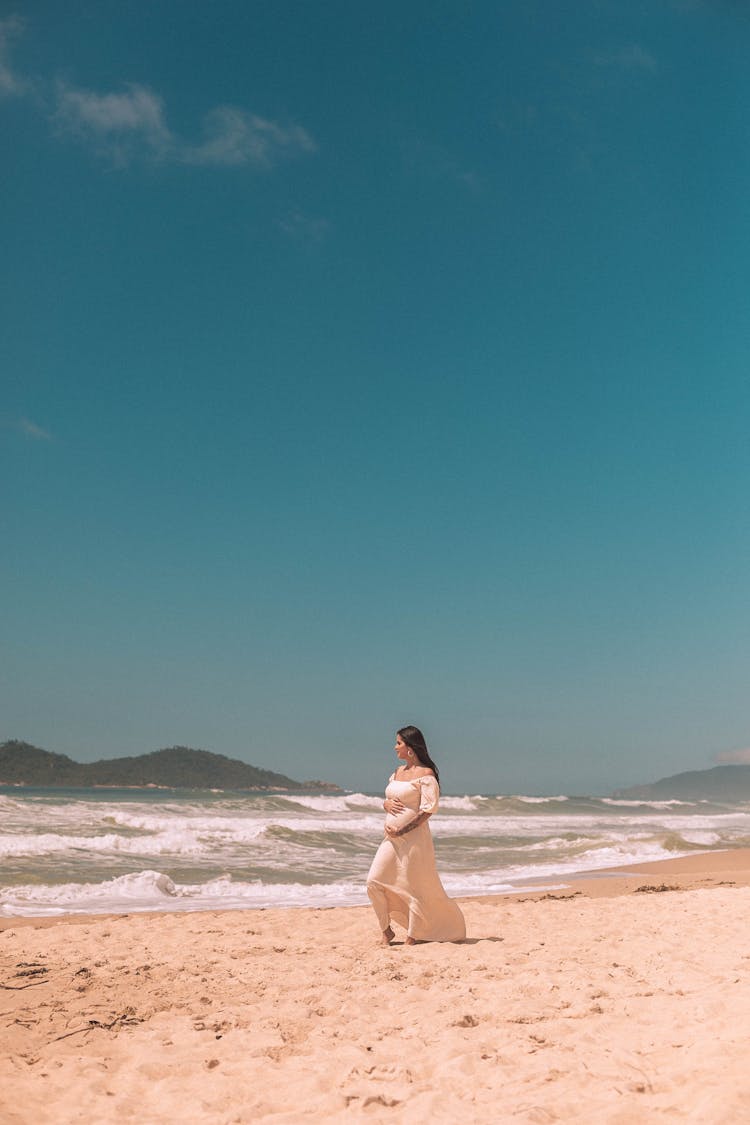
[394,735,410,762]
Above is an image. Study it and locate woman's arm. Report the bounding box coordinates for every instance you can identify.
[385,776,439,836]
[385,810,430,837]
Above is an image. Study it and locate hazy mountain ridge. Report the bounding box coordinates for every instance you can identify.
[613,764,750,801]
[0,740,338,791]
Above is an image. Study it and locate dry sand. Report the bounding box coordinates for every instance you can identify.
[2,850,750,1124]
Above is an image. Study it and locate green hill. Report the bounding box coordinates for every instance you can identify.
[613,764,750,801]
[0,740,336,791]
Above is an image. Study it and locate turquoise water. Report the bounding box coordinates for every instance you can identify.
[2,786,749,916]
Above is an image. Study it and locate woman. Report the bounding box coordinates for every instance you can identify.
[366,725,466,945]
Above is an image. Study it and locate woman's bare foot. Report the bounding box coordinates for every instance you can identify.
[381,926,395,945]
[404,936,417,946]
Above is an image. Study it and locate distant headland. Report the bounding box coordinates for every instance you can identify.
[613,764,750,801]
[0,740,340,792]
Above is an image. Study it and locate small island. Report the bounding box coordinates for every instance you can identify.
[0,740,339,792]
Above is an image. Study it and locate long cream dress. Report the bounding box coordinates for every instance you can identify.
[366,773,466,942]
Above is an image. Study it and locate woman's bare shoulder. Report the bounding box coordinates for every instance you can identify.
[393,766,434,781]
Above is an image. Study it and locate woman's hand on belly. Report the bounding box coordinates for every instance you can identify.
[384,797,406,815]
[386,811,430,838]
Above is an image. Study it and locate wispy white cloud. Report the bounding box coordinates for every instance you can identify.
[53,84,315,170]
[277,208,330,242]
[183,106,316,168]
[55,82,172,163]
[0,14,26,96]
[0,16,315,172]
[18,417,52,441]
[594,44,658,73]
[716,747,750,765]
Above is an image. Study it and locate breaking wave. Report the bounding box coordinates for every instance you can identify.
[2,785,750,918]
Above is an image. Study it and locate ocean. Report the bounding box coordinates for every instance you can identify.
[2,785,750,918]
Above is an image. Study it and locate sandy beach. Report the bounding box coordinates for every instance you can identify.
[2,851,750,1124]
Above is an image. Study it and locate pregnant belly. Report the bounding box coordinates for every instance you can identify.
[385,805,418,832]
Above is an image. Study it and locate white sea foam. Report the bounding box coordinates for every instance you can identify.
[0,870,370,917]
[107,809,383,837]
[601,798,695,809]
[679,831,721,846]
[283,795,358,813]
[439,796,482,811]
[343,793,387,810]
[517,836,595,852]
[0,814,302,857]
[286,793,385,813]
[0,830,212,858]
[0,841,727,919]
[47,807,344,846]
[513,795,569,804]
[495,840,704,883]
[3,786,748,920]
[440,873,569,896]
[659,812,750,831]
[294,793,484,813]
[4,804,749,860]
[0,867,592,918]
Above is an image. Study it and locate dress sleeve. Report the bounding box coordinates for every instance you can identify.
[418,776,439,814]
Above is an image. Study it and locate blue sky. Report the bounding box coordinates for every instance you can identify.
[2,1,750,794]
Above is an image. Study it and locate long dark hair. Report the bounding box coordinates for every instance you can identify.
[397,725,440,786]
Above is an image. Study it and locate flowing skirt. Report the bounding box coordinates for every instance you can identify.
[366,822,465,942]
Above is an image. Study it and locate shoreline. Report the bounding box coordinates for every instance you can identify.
[2,848,750,1122]
[2,847,749,933]
[512,845,750,899]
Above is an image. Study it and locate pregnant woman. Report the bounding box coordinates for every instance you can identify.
[366,725,466,945]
